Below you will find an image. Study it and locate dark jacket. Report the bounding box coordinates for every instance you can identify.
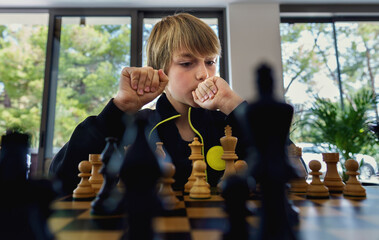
[49,93,247,194]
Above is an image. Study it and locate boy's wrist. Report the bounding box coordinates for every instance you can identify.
[113,97,140,114]
[219,94,243,115]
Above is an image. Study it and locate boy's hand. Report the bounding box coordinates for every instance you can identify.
[114,67,168,113]
[192,76,243,115]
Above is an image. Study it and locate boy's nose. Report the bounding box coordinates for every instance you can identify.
[196,64,209,81]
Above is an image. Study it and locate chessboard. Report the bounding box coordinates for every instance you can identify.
[48,185,379,240]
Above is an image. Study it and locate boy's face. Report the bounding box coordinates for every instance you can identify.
[166,49,217,108]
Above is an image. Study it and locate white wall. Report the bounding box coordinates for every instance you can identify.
[227,3,284,102]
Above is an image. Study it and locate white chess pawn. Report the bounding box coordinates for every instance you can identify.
[343,159,366,199]
[306,160,329,199]
[88,154,103,194]
[158,162,180,210]
[190,160,211,199]
[234,160,248,176]
[323,152,345,193]
[73,160,96,199]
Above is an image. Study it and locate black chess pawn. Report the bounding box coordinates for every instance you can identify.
[221,175,250,240]
[241,64,298,240]
[91,137,123,215]
[119,115,162,240]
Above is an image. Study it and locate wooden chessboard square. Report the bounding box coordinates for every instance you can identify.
[55,230,123,240]
[52,200,92,210]
[76,209,125,219]
[156,232,192,240]
[297,229,341,240]
[296,218,321,231]
[60,217,125,231]
[51,209,88,218]
[190,230,223,240]
[298,206,344,217]
[186,207,226,218]
[157,205,187,217]
[311,198,349,207]
[185,200,224,208]
[357,215,379,226]
[189,218,227,230]
[328,228,379,240]
[48,218,74,233]
[302,215,379,229]
[153,217,190,232]
[291,199,318,207]
[289,194,307,201]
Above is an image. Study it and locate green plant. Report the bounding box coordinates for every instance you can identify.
[303,89,377,181]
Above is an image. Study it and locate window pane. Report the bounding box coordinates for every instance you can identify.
[280,23,340,142]
[335,22,379,123]
[54,16,131,152]
[0,13,49,175]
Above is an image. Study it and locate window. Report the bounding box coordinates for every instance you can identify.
[280,16,379,164]
[280,22,340,140]
[53,16,131,151]
[0,13,48,173]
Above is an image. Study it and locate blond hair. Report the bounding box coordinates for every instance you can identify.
[146,13,221,73]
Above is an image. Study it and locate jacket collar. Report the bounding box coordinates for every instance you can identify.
[155,93,207,127]
[156,93,181,120]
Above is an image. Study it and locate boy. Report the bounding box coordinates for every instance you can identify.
[49,13,246,194]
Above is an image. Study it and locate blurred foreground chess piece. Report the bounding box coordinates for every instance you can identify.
[322,153,345,193]
[120,115,162,240]
[306,160,329,199]
[73,160,96,199]
[241,64,298,240]
[221,175,250,240]
[184,137,204,193]
[91,137,123,215]
[343,159,366,199]
[0,131,57,240]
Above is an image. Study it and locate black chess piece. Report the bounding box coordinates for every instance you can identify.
[221,175,251,240]
[119,115,162,240]
[0,131,29,183]
[91,137,123,215]
[0,131,57,240]
[241,64,299,240]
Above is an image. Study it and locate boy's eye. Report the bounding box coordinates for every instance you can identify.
[180,62,192,67]
[206,61,216,66]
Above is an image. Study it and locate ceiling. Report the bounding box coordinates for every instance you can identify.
[0,0,378,8]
